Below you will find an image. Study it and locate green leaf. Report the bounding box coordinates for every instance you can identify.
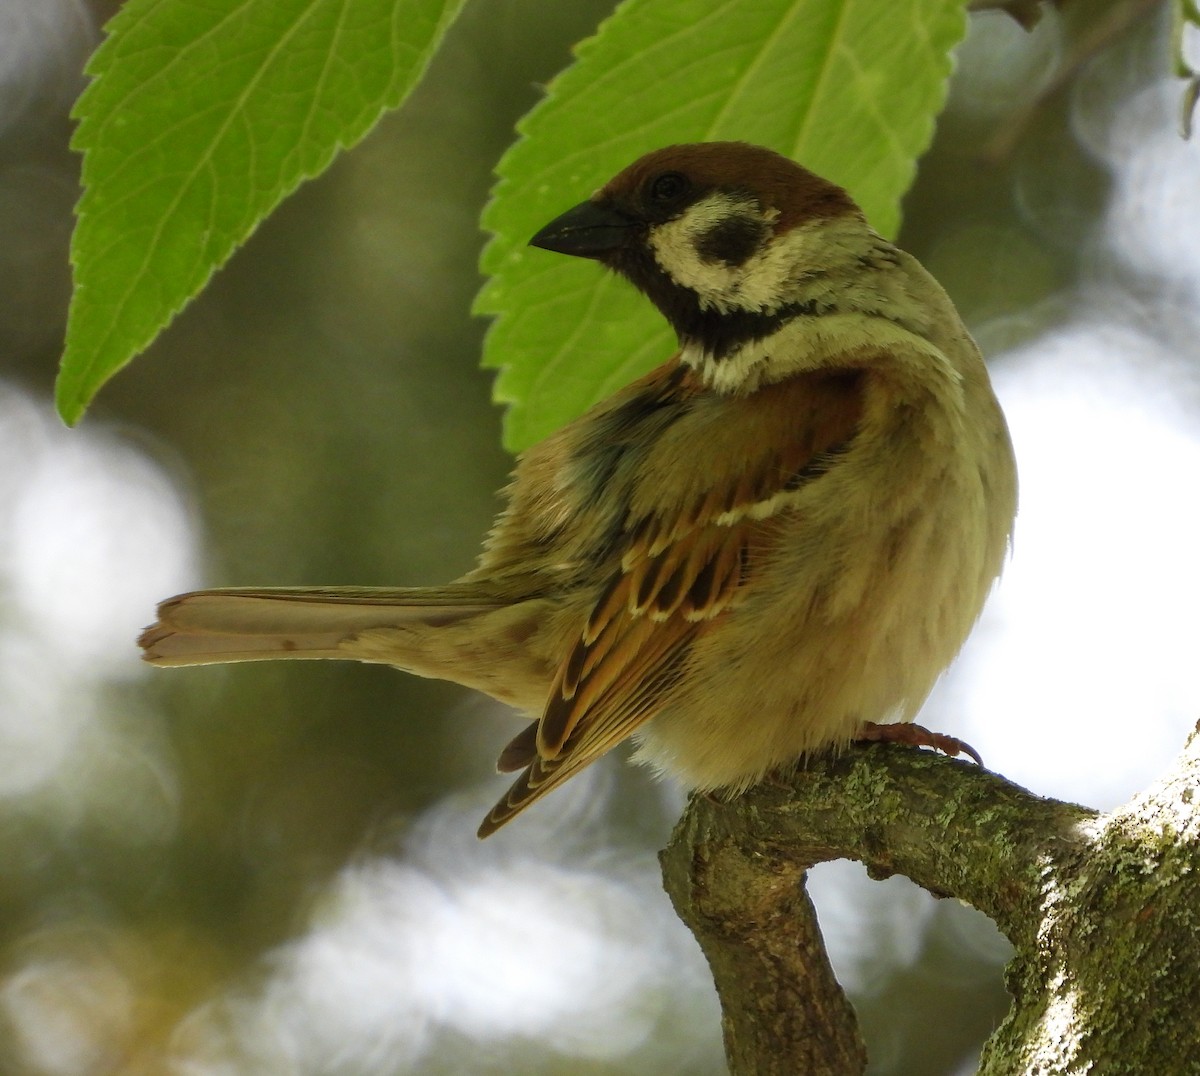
[477,0,969,451]
[57,0,467,425]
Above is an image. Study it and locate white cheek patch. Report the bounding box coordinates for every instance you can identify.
[649,197,864,316]
[648,193,786,313]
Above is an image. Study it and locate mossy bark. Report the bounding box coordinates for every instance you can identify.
[660,722,1200,1074]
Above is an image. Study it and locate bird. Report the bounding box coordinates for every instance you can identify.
[140,141,1018,838]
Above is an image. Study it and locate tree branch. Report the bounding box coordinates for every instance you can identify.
[660,725,1200,1073]
[661,806,866,1075]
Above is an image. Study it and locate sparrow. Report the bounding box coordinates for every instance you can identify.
[140,141,1017,837]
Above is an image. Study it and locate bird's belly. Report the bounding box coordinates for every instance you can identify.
[631,503,995,791]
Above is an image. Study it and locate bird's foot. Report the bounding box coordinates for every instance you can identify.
[855,721,983,766]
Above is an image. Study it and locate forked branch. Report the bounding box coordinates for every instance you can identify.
[660,725,1200,1074]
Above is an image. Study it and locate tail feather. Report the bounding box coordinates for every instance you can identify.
[139,586,500,667]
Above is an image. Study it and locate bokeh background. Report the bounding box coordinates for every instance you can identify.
[2,1,1199,1072]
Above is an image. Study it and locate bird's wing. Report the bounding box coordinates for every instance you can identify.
[479,366,865,836]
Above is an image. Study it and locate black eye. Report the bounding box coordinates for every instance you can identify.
[648,171,688,204]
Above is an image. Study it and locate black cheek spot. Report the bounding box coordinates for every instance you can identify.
[695,215,768,267]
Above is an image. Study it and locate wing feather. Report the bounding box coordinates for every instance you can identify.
[480,364,866,835]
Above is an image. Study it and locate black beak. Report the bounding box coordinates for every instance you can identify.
[529,199,637,258]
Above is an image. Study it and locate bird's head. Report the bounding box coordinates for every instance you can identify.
[529,142,883,374]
